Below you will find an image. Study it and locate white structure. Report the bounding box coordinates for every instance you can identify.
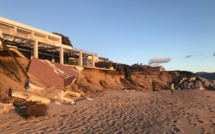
[0,17,98,67]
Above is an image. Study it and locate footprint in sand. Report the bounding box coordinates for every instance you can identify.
[173,127,181,133]
[193,123,197,127]
[143,130,150,134]
[198,120,204,124]
[172,120,177,123]
[195,114,199,117]
[165,122,171,126]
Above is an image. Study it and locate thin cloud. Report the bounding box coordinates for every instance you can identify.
[185,55,192,58]
[148,57,171,66]
[213,53,215,56]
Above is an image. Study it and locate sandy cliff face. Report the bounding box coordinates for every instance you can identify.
[132,71,179,89]
[71,69,180,93]
[1,53,213,98]
[71,69,125,93]
[0,55,29,102]
[0,56,29,89]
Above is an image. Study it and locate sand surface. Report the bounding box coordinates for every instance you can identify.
[0,90,214,134]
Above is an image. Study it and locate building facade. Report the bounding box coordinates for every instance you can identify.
[0,17,98,67]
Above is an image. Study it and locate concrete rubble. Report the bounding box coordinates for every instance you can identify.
[0,103,14,114]
[54,91,82,104]
[9,87,83,105]
[10,89,51,104]
[175,76,205,90]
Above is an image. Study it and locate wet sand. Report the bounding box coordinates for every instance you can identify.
[0,90,214,134]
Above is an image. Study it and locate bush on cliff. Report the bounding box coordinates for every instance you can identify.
[53,32,73,47]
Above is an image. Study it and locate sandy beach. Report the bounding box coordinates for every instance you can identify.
[0,90,214,134]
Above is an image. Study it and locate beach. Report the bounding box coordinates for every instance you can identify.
[0,90,214,134]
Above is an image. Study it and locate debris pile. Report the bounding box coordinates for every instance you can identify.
[0,103,14,114]
[10,89,51,104]
[53,90,82,105]
[175,76,205,90]
[0,56,84,119]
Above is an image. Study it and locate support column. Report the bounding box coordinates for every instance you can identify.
[92,54,95,68]
[34,40,38,58]
[79,51,83,66]
[0,31,2,47]
[45,35,48,43]
[31,31,34,39]
[60,46,64,64]
[13,26,17,35]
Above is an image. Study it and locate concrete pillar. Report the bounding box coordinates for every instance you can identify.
[0,31,2,47]
[59,36,62,44]
[31,31,34,39]
[34,40,38,58]
[13,26,17,35]
[45,35,48,43]
[79,51,83,66]
[60,46,64,64]
[92,54,95,68]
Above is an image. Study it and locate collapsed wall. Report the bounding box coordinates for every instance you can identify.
[28,57,78,89]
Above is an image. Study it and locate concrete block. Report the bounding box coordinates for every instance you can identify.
[0,103,14,114]
[66,91,82,97]
[28,57,78,88]
[11,90,50,104]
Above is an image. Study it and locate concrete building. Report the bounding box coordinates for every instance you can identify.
[131,64,166,72]
[146,66,166,72]
[0,17,98,67]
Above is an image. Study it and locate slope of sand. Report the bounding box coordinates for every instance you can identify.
[0,90,214,134]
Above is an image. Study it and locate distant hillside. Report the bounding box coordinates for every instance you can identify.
[195,72,215,80]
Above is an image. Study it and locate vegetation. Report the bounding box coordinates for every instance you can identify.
[95,61,136,85]
[177,71,194,75]
[53,32,73,47]
[98,57,110,61]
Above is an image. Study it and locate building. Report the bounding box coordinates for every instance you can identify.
[146,66,166,72]
[0,17,98,67]
[131,64,166,72]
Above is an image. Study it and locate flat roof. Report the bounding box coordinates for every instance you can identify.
[0,17,61,39]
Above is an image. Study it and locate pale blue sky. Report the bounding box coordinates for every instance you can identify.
[1,0,215,72]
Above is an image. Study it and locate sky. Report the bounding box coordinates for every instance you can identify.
[0,0,215,73]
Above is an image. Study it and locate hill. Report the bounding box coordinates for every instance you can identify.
[195,72,215,80]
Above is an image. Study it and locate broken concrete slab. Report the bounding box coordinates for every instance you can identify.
[66,91,82,98]
[10,90,50,104]
[74,66,84,72]
[28,57,79,88]
[0,103,14,114]
[59,96,75,104]
[28,82,45,91]
[53,90,82,104]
